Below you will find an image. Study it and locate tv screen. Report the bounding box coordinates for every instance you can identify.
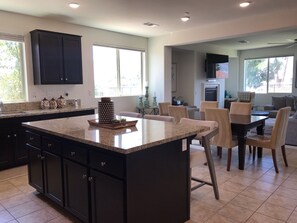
[205,53,229,79]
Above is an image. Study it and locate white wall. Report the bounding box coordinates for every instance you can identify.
[237,45,297,106]
[0,11,148,114]
[225,57,239,98]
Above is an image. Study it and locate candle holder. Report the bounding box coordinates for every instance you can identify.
[144,86,150,108]
[152,96,157,107]
[138,96,144,108]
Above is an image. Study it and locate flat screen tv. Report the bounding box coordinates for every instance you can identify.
[205,53,229,79]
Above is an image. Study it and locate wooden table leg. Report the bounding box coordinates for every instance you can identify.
[237,134,246,170]
[256,121,265,158]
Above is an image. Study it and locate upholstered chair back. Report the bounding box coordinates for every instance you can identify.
[229,102,252,115]
[117,111,142,118]
[143,114,174,122]
[158,102,171,116]
[168,105,189,123]
[200,101,219,112]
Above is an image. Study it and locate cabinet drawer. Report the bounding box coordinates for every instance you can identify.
[26,131,41,148]
[42,136,61,155]
[63,143,87,165]
[90,151,124,179]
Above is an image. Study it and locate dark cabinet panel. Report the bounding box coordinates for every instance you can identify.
[64,159,89,222]
[44,151,63,205]
[31,29,83,85]
[90,169,124,223]
[27,144,44,193]
[0,131,14,166]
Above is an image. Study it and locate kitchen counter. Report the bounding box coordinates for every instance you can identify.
[22,114,206,154]
[0,106,96,119]
[23,114,205,222]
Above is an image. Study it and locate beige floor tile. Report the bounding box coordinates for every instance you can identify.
[218,203,253,222]
[240,186,272,201]
[190,201,216,222]
[287,211,297,223]
[220,180,248,193]
[246,213,285,223]
[274,186,297,198]
[16,209,56,223]
[281,178,297,190]
[258,173,287,185]
[266,194,297,210]
[7,200,45,219]
[249,180,279,193]
[204,213,239,223]
[230,194,263,211]
[47,216,80,223]
[0,193,33,209]
[0,209,15,223]
[256,202,293,221]
[0,166,27,182]
[0,182,22,200]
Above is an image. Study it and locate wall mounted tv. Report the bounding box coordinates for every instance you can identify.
[205,53,229,79]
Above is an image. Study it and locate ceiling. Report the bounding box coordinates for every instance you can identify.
[1,0,297,49]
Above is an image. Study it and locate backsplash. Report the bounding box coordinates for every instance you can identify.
[2,99,81,113]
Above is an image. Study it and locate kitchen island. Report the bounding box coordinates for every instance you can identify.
[23,114,207,223]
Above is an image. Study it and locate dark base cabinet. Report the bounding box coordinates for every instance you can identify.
[0,108,94,170]
[25,128,191,223]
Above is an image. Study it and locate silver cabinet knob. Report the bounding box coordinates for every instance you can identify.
[88,177,93,181]
[82,174,87,179]
[70,151,75,156]
[7,135,11,138]
[47,143,52,148]
[100,161,106,167]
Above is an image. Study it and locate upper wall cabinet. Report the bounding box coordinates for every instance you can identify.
[30,30,83,85]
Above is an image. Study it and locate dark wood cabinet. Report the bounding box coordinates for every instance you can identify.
[0,108,95,170]
[27,144,44,193]
[64,159,89,222]
[30,29,83,85]
[90,169,124,223]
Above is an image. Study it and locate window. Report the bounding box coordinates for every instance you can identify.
[93,45,145,97]
[0,34,27,102]
[244,56,294,93]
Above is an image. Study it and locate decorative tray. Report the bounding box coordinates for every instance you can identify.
[88,119,138,129]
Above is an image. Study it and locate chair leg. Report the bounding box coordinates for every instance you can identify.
[227,148,232,171]
[252,146,256,161]
[249,145,252,154]
[281,145,288,167]
[272,149,279,173]
[217,147,222,158]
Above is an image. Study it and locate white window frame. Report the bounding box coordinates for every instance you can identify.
[93,45,145,98]
[0,33,28,103]
[244,55,294,94]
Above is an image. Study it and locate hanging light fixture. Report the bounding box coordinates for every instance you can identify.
[181,12,190,22]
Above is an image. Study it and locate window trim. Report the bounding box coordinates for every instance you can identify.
[92,44,146,98]
[243,55,294,94]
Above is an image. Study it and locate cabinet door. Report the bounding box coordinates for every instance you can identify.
[38,32,64,84]
[64,159,89,222]
[90,169,124,223]
[15,128,27,163]
[63,35,83,84]
[0,132,14,167]
[44,151,63,206]
[27,145,44,193]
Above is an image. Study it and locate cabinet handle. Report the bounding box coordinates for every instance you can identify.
[29,136,34,141]
[100,161,106,167]
[70,151,76,156]
[47,143,52,148]
[82,174,87,179]
[14,134,17,137]
[65,77,68,81]
[60,77,63,81]
[88,177,93,182]
[40,156,45,160]
[7,135,11,138]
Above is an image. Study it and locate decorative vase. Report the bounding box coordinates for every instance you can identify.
[40,97,50,109]
[49,98,57,109]
[57,95,66,108]
[98,97,114,124]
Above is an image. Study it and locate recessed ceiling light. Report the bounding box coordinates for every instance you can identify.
[69,2,80,9]
[240,1,251,8]
[238,40,250,44]
[181,12,190,22]
[144,22,159,27]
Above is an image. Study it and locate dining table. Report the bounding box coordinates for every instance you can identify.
[230,114,268,170]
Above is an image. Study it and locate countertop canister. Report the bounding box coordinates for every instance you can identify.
[98,97,114,124]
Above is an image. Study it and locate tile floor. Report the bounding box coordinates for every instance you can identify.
[1,145,297,223]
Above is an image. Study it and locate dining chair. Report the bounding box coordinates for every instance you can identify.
[143,114,174,122]
[229,102,252,115]
[199,101,219,120]
[180,118,219,199]
[117,111,142,118]
[205,108,238,171]
[168,105,189,123]
[158,102,171,116]
[246,107,291,173]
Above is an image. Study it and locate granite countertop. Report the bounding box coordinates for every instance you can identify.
[0,107,96,119]
[22,114,207,154]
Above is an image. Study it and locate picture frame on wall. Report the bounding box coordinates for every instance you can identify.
[172,63,177,92]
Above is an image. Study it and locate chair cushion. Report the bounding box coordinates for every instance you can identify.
[190,144,206,168]
[285,96,295,111]
[272,96,286,110]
